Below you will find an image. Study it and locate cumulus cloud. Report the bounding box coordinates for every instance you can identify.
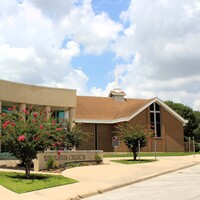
[90,81,116,97]
[0,0,122,92]
[28,0,75,20]
[109,0,200,109]
[60,0,122,54]
[1,0,200,110]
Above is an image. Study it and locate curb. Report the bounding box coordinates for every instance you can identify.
[67,162,200,200]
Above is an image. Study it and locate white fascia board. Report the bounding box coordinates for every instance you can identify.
[126,97,188,125]
[75,118,129,124]
[126,98,157,122]
[155,97,188,125]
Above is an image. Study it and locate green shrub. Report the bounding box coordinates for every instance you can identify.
[195,143,200,152]
[46,156,55,170]
[95,154,102,164]
[66,162,81,168]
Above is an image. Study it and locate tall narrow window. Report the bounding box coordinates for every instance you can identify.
[94,124,98,150]
[150,103,161,137]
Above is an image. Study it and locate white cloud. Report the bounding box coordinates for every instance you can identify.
[193,99,200,111]
[45,69,89,94]
[60,0,122,54]
[109,0,200,109]
[1,0,200,111]
[28,0,75,20]
[0,0,121,92]
[59,41,80,59]
[90,81,116,97]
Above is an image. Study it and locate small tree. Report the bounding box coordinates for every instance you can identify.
[0,106,62,178]
[53,120,90,150]
[115,123,153,161]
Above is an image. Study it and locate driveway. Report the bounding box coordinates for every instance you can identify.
[85,163,200,200]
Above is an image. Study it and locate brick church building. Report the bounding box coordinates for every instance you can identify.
[76,88,187,152]
[0,79,187,153]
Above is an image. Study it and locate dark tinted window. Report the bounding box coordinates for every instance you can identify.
[155,103,160,111]
[150,103,161,137]
[156,113,160,122]
[150,113,154,123]
[156,124,161,137]
[150,104,154,111]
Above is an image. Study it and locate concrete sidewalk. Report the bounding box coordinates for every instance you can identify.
[0,155,200,200]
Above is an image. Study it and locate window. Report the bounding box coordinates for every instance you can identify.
[52,110,65,124]
[2,106,16,113]
[94,124,98,150]
[150,103,161,137]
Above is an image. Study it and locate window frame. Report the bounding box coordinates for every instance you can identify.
[150,103,162,138]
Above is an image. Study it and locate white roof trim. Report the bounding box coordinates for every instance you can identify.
[75,97,188,125]
[75,118,129,124]
[154,97,188,125]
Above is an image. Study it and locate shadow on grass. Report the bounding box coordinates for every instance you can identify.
[111,159,156,164]
[6,173,50,185]
[7,173,48,179]
[126,159,154,162]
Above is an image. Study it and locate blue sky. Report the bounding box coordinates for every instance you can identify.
[72,0,130,89]
[0,0,200,110]
[72,51,115,89]
[92,0,130,21]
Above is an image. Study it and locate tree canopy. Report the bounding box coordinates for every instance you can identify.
[0,106,86,178]
[165,100,200,141]
[115,123,153,161]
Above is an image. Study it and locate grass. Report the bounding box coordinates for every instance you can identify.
[0,152,16,159]
[104,152,199,158]
[111,159,155,164]
[0,171,78,193]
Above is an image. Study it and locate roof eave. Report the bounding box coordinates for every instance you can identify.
[76,97,188,125]
[75,117,129,124]
[154,97,188,124]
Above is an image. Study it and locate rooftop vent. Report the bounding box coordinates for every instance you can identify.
[109,88,126,102]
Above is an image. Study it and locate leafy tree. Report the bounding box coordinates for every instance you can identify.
[115,123,153,161]
[165,101,198,139]
[193,111,200,142]
[55,120,89,150]
[0,106,85,178]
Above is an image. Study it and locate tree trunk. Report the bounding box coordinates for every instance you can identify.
[134,152,137,161]
[132,151,137,161]
[25,162,31,179]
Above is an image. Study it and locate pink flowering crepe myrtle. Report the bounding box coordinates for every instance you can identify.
[18,135,26,142]
[0,106,65,178]
[0,105,86,178]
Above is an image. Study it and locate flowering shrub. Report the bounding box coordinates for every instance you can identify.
[0,106,64,178]
[18,135,26,142]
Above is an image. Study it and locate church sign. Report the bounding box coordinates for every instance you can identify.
[33,150,103,171]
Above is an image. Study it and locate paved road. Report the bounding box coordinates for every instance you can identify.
[85,164,200,200]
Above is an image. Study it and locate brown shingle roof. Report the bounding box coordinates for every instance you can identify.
[76,96,154,122]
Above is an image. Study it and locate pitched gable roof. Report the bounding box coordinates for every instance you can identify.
[76,96,188,125]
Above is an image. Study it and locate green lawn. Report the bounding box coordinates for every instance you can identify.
[104,152,198,158]
[0,152,16,159]
[111,159,155,164]
[0,171,78,193]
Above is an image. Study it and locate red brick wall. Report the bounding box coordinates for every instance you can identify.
[78,123,95,150]
[78,106,184,152]
[78,123,115,151]
[162,108,184,152]
[97,124,114,152]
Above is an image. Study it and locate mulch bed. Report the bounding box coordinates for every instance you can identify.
[0,161,103,173]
